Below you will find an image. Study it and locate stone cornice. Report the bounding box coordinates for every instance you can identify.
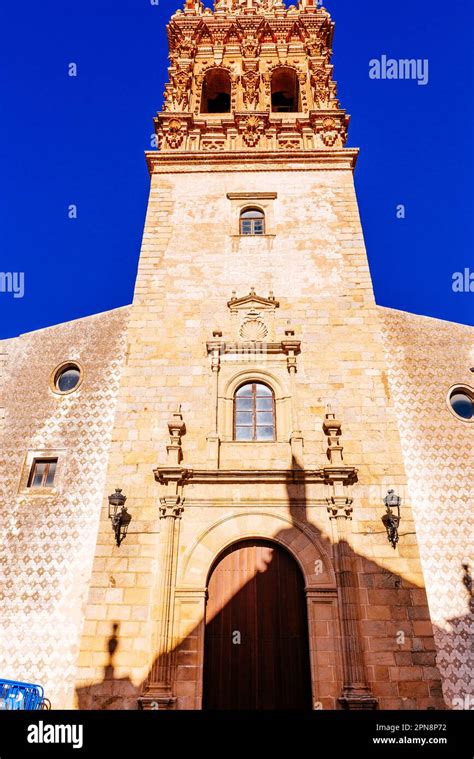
[205,340,300,356]
[146,148,359,175]
[154,465,358,486]
[168,3,332,32]
[226,191,277,201]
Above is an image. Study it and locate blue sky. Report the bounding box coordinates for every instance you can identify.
[1,0,473,338]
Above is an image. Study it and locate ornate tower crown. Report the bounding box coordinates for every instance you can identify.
[152,0,350,154]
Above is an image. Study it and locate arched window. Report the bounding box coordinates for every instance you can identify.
[271,67,300,112]
[234,382,275,441]
[240,207,265,235]
[201,69,231,113]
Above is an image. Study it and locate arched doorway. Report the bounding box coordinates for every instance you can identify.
[203,539,312,709]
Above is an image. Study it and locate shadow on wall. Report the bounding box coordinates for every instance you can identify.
[437,562,474,710]
[75,462,467,711]
[462,563,473,614]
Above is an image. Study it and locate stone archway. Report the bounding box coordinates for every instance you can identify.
[173,511,342,709]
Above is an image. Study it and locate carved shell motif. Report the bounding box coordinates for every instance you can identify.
[239,319,268,341]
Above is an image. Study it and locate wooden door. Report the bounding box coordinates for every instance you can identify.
[203,539,312,710]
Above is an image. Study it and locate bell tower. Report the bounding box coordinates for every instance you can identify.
[153,0,349,154]
[74,0,446,713]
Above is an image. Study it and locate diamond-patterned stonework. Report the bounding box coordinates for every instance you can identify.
[378,306,474,709]
[0,307,130,709]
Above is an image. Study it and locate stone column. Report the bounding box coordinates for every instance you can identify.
[323,410,378,710]
[139,410,187,710]
[139,498,183,710]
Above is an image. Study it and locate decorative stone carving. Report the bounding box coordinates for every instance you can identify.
[167,18,199,57]
[154,114,194,152]
[180,39,195,58]
[310,65,329,106]
[320,117,342,147]
[242,34,259,58]
[297,71,308,110]
[239,318,268,341]
[278,135,301,149]
[166,118,186,148]
[228,287,278,309]
[227,288,279,342]
[230,72,239,111]
[174,68,192,105]
[196,23,213,46]
[166,406,186,465]
[314,115,348,147]
[259,21,277,45]
[281,332,301,374]
[241,69,260,108]
[164,65,192,111]
[305,35,322,56]
[159,496,184,519]
[193,73,204,114]
[322,407,344,464]
[240,114,264,146]
[287,21,303,44]
[261,70,271,109]
[201,136,226,150]
[224,23,242,45]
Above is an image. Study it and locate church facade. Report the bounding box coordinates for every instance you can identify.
[0,0,472,711]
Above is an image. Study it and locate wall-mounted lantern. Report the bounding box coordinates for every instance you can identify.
[382,489,401,549]
[108,488,132,546]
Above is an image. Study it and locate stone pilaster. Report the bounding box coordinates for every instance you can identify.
[206,334,222,467]
[139,497,183,710]
[283,330,304,464]
[323,410,378,710]
[139,412,187,709]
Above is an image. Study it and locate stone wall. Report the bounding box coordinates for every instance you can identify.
[74,156,444,710]
[0,307,129,708]
[379,307,474,710]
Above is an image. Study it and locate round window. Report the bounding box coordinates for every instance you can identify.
[448,387,474,421]
[52,362,83,394]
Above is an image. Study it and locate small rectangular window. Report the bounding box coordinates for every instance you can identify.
[240,208,265,235]
[27,458,58,488]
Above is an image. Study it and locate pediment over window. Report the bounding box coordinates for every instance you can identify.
[226,288,279,342]
[207,289,300,359]
[227,287,279,312]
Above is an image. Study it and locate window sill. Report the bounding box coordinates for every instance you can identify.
[18,488,59,498]
[230,234,276,238]
[230,440,278,444]
[221,439,285,445]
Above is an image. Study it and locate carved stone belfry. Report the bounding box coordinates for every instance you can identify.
[149,0,350,160]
